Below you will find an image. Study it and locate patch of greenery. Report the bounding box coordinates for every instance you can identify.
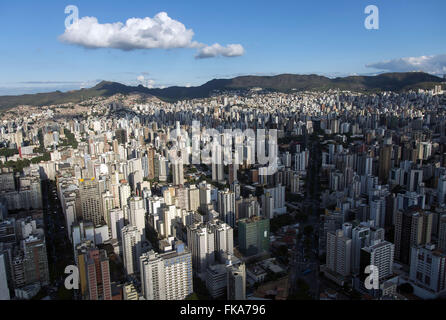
[31,152,51,164]
[0,158,31,172]
[59,129,78,149]
[0,148,18,158]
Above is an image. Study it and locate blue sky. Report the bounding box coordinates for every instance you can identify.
[0,0,445,95]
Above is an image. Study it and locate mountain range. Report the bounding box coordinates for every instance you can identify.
[0,72,444,110]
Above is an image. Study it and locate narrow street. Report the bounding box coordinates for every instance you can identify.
[42,180,75,300]
[289,133,322,299]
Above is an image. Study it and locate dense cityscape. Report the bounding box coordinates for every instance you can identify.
[0,83,446,301]
[3,2,446,314]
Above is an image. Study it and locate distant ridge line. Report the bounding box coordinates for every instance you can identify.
[0,72,443,109]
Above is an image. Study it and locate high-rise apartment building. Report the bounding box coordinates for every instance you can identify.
[122,225,142,275]
[187,219,233,274]
[110,208,124,241]
[187,224,215,274]
[238,216,270,257]
[438,214,446,251]
[262,184,286,217]
[128,196,146,241]
[123,282,139,300]
[228,163,238,185]
[437,175,446,205]
[188,185,200,212]
[0,253,10,300]
[172,159,184,186]
[351,224,385,274]
[394,207,432,265]
[85,247,112,300]
[21,235,49,286]
[79,178,104,226]
[227,262,246,300]
[119,182,131,209]
[76,241,112,300]
[359,240,394,283]
[217,189,235,228]
[147,147,155,180]
[409,244,446,293]
[139,242,193,300]
[326,229,352,277]
[212,148,225,183]
[378,144,392,184]
[175,186,189,211]
[206,264,227,299]
[235,195,260,220]
[199,182,213,213]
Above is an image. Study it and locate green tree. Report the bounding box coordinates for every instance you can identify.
[0,148,18,158]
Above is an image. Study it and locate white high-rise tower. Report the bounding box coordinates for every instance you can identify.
[122,225,142,275]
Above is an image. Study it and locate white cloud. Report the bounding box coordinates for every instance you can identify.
[136,75,155,88]
[366,54,446,75]
[195,43,245,59]
[146,80,155,88]
[59,12,245,59]
[59,12,197,50]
